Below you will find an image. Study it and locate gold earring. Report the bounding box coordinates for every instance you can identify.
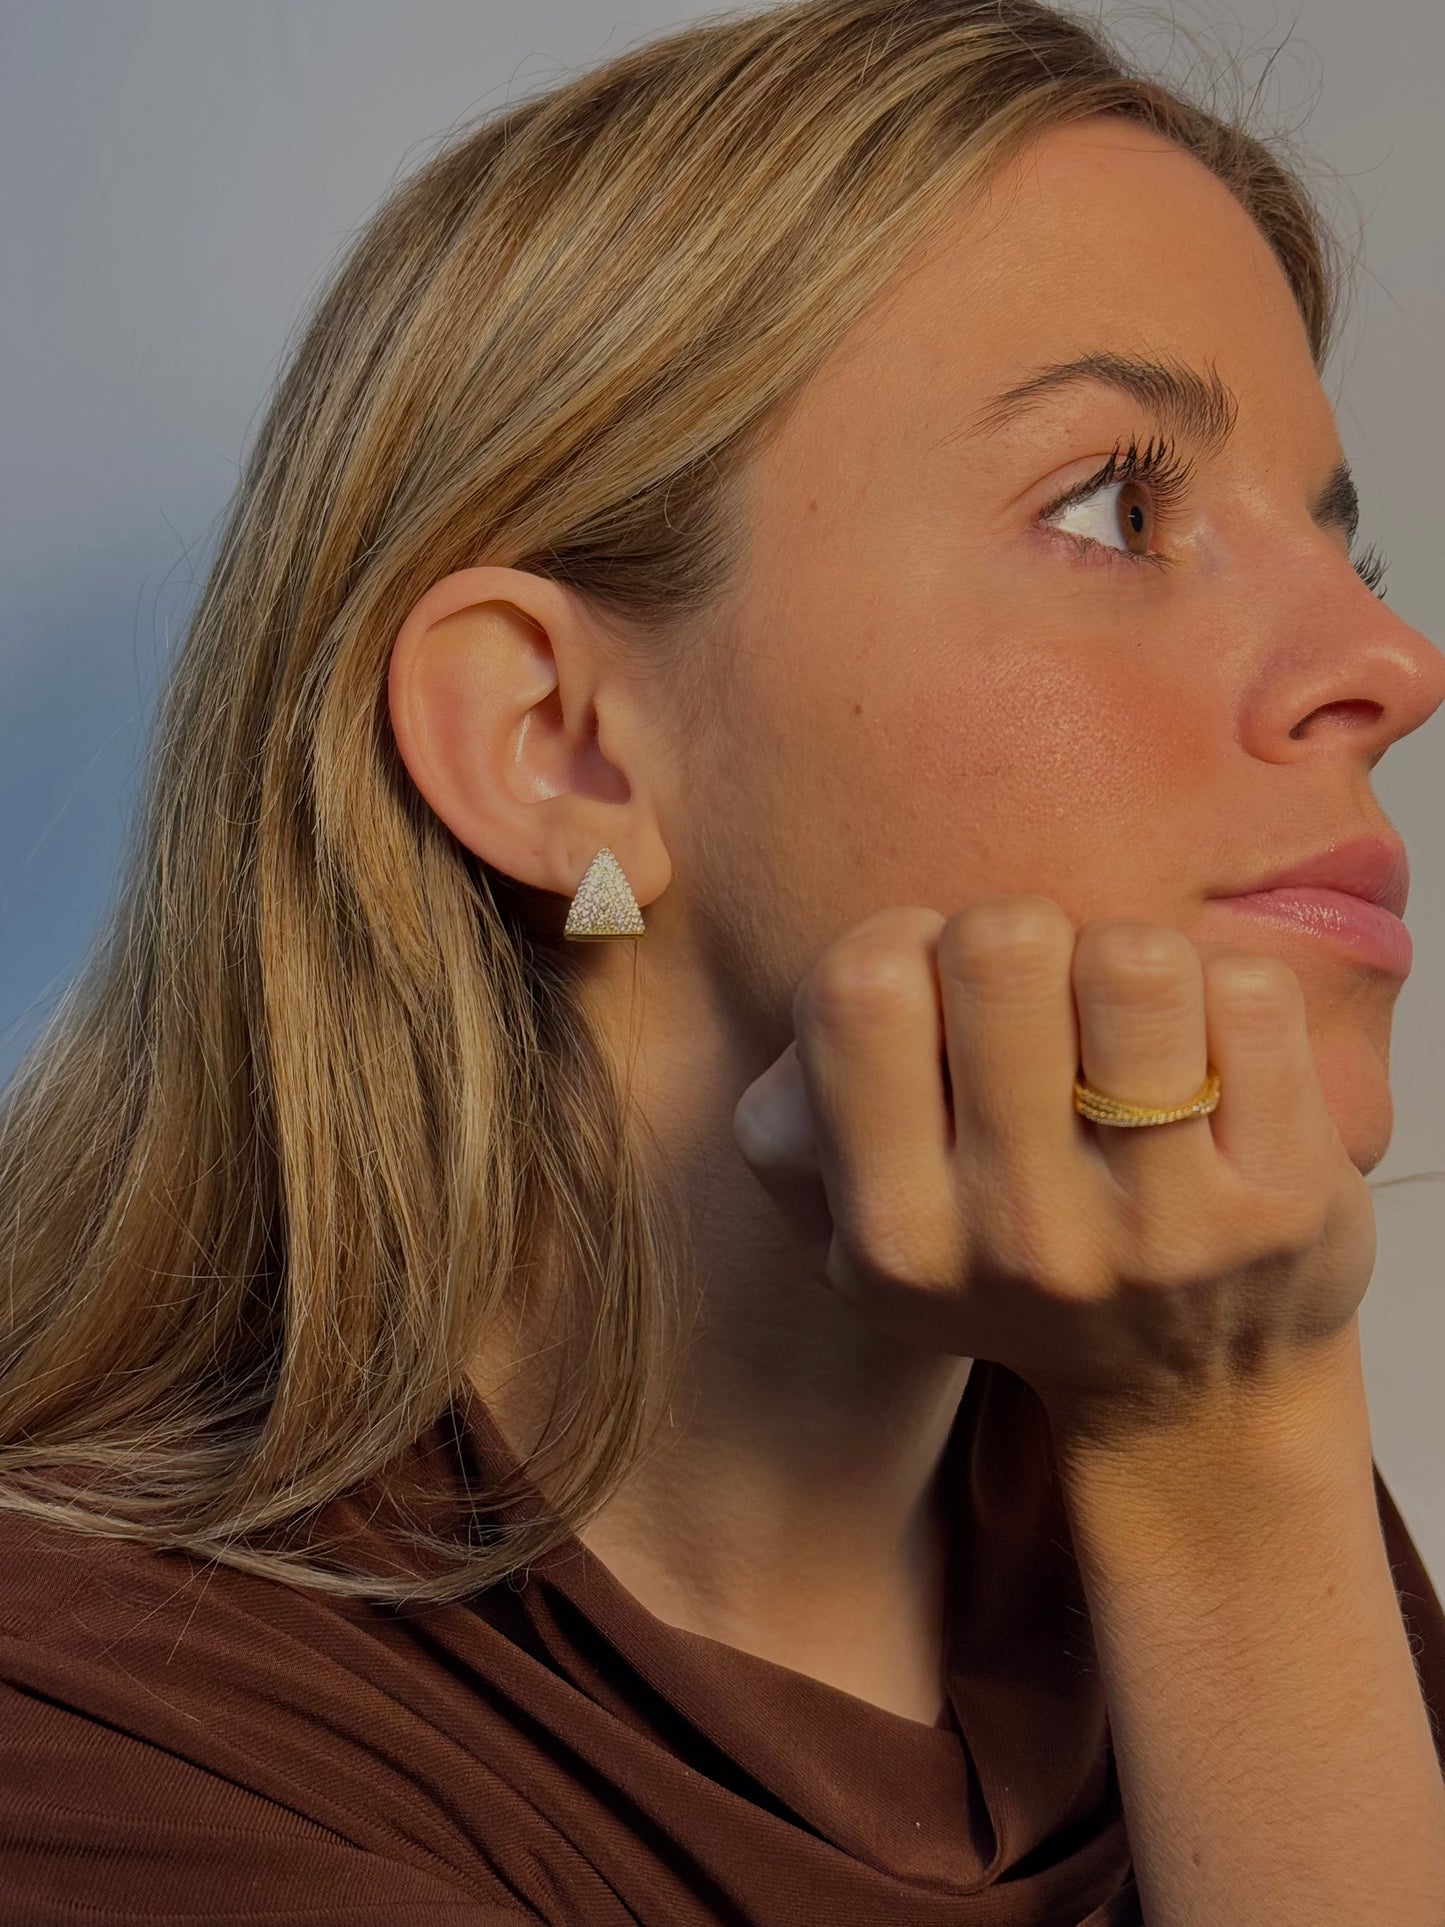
[562,847,647,941]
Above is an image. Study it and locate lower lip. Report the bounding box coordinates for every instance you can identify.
[1210,888,1412,977]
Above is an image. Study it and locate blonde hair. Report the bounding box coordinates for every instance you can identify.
[0,0,1350,1603]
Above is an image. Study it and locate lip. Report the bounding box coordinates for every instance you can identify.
[1217,833,1410,920]
[1207,887,1413,977]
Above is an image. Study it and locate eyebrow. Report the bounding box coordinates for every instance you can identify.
[967,350,1360,544]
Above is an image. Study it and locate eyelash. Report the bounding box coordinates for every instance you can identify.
[1037,435,1392,600]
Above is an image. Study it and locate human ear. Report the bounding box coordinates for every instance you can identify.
[385,565,671,918]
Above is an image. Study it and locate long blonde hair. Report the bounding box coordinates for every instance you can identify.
[0,0,1350,1603]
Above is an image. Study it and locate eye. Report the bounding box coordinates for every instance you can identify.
[1036,437,1191,568]
[1036,436,1393,597]
[1044,477,1156,556]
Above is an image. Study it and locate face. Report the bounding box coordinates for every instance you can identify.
[670,115,1445,1177]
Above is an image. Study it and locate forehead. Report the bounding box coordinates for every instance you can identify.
[763,115,1335,473]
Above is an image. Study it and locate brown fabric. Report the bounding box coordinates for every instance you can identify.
[1,1358,1442,1925]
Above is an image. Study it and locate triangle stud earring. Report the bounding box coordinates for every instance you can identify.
[562,847,647,941]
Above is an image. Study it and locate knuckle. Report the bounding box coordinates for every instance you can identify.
[1073,920,1198,995]
[1239,1179,1327,1253]
[982,1182,1106,1296]
[802,942,920,1025]
[1202,951,1303,1013]
[846,1190,953,1293]
[1118,1206,1215,1286]
[799,909,943,1029]
[1117,1172,1323,1282]
[942,895,1074,980]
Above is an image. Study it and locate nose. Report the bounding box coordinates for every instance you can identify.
[1240,552,1445,766]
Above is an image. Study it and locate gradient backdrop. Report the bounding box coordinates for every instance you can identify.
[3,0,1442,1579]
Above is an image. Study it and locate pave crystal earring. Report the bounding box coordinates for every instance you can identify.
[562,847,647,941]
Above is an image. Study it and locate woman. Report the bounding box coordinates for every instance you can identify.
[2,1,1443,1921]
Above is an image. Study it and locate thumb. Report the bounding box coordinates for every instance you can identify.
[732,1041,835,1273]
[732,1039,820,1169]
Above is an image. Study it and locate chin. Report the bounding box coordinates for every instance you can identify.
[1348,1120,1393,1178]
[1315,1042,1394,1176]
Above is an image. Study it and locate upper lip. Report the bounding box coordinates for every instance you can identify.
[1216,833,1410,919]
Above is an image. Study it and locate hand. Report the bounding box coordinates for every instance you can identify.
[731,897,1378,1441]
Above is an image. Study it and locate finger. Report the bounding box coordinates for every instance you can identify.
[1071,919,1218,1213]
[1195,945,1337,1192]
[935,895,1083,1179]
[790,907,955,1269]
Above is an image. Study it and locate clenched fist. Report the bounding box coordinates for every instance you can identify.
[731,897,1378,1443]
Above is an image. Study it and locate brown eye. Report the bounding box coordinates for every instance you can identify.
[1116,480,1152,554]
[1041,459,1177,563]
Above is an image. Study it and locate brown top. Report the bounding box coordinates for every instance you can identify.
[2,1359,1442,1926]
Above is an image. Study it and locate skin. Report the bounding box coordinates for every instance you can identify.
[386,116,1445,1725]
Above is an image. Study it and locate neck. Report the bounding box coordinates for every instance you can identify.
[475,1149,972,1725]
[472,935,974,1724]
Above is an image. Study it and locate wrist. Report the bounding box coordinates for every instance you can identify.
[1042,1319,1370,1505]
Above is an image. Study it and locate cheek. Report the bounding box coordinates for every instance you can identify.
[827,631,1215,903]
